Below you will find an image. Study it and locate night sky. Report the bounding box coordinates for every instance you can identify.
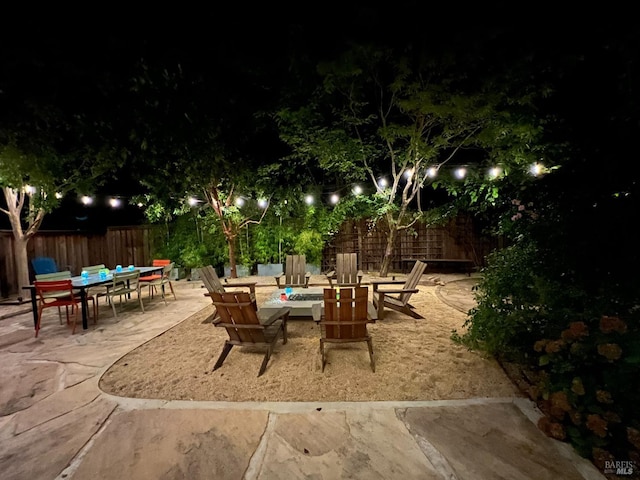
[1,7,635,230]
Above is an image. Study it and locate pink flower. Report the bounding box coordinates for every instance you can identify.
[599,316,627,334]
[597,343,622,361]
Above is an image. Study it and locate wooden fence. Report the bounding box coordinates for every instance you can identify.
[321,215,499,273]
[1,215,499,297]
[0,226,154,298]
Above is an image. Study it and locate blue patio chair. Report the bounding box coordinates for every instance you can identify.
[31,257,59,275]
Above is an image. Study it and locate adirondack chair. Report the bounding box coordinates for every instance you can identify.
[275,254,311,288]
[318,286,375,372]
[210,291,291,376]
[198,265,257,313]
[371,260,427,319]
[326,253,363,287]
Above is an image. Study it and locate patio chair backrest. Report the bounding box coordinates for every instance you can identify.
[284,255,308,287]
[399,261,427,304]
[199,265,225,295]
[335,253,360,286]
[31,257,58,275]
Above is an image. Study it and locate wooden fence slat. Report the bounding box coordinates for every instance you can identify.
[0,226,154,296]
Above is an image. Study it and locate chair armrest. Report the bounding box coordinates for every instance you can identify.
[224,281,257,294]
[258,307,291,325]
[375,288,419,295]
[367,302,378,322]
[224,280,257,287]
[370,278,406,291]
[325,270,336,278]
[357,270,364,282]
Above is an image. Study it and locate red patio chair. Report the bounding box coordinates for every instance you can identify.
[34,279,81,337]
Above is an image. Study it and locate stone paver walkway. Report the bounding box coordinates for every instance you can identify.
[0,274,604,479]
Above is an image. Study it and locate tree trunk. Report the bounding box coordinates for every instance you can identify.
[356,220,364,271]
[379,228,397,277]
[14,236,30,294]
[2,187,44,295]
[227,236,237,278]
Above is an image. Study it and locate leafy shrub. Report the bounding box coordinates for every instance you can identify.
[452,238,550,361]
[533,315,640,468]
[152,213,226,270]
[293,230,323,265]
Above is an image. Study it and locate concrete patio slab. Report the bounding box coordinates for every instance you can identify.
[0,275,606,480]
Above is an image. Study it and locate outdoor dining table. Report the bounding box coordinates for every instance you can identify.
[23,265,164,331]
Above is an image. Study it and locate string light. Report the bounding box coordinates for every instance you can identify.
[44,162,548,212]
[488,167,502,179]
[454,167,467,180]
[530,163,543,176]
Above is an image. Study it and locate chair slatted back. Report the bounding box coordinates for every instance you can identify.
[285,255,307,287]
[322,287,369,340]
[399,261,427,304]
[211,291,267,344]
[152,259,171,267]
[199,265,225,295]
[81,264,106,275]
[109,270,141,294]
[335,253,359,286]
[35,271,72,281]
[34,279,76,304]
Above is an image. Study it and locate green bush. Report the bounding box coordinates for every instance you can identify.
[452,239,550,361]
[152,213,226,270]
[293,230,323,265]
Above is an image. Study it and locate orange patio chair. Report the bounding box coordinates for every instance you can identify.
[139,259,174,298]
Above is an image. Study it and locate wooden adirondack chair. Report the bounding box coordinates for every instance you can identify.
[371,260,427,319]
[210,291,291,376]
[318,286,375,372]
[275,254,311,288]
[326,253,363,287]
[198,265,257,319]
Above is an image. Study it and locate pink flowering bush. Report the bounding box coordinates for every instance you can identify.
[533,316,640,467]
